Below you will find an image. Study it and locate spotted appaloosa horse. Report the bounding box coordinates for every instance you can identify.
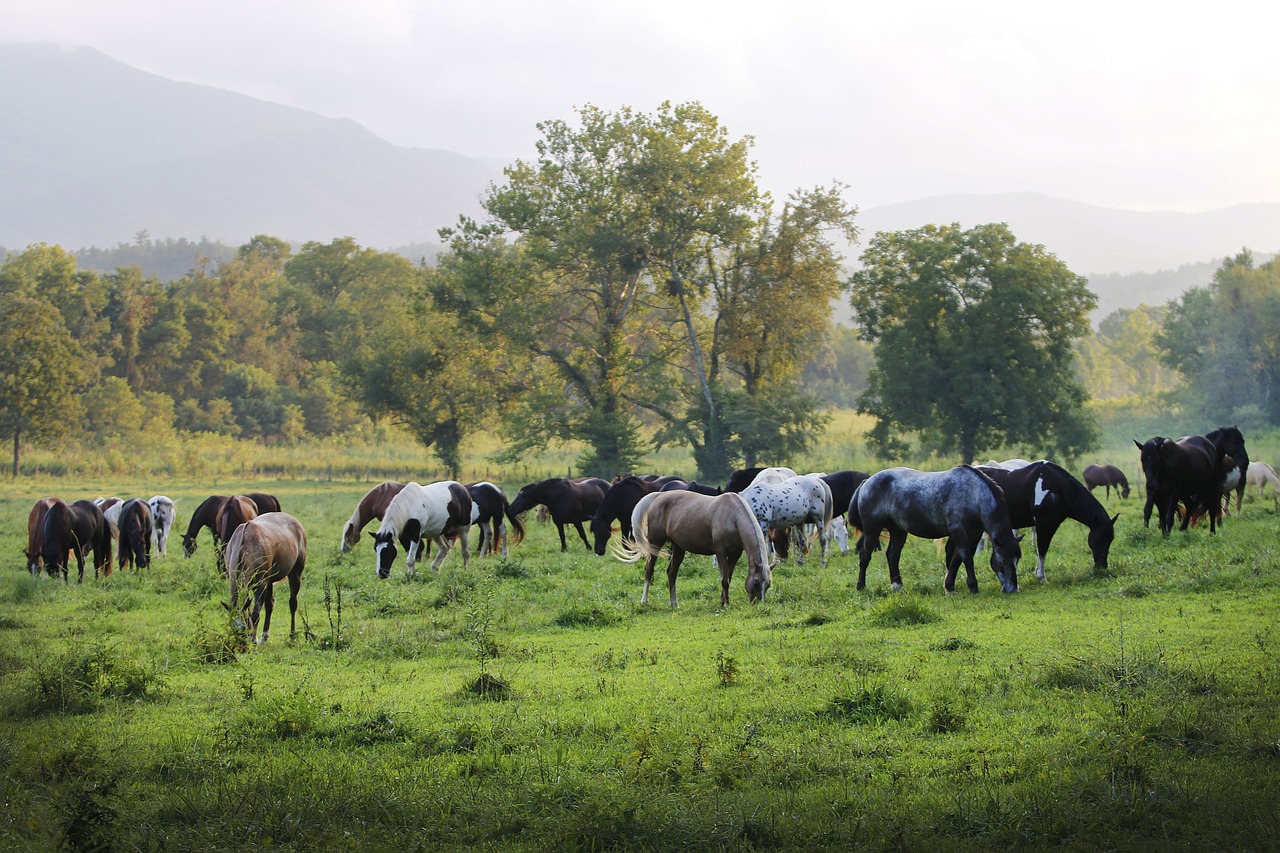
[148,495,176,557]
[851,466,1021,594]
[739,474,834,567]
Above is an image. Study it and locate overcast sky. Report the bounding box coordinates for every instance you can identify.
[6,0,1278,213]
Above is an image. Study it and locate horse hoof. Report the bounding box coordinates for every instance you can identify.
[890,582,903,592]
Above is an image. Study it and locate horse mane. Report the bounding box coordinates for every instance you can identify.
[378,482,425,538]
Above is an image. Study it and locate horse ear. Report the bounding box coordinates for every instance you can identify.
[1110,513,1120,525]
[368,531,377,541]
[1133,439,1144,450]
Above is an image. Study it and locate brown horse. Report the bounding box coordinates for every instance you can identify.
[41,499,112,582]
[225,512,307,645]
[1083,464,1130,500]
[183,492,281,557]
[116,498,154,572]
[340,481,406,552]
[25,497,58,575]
[508,477,610,552]
[215,496,259,573]
[614,490,773,607]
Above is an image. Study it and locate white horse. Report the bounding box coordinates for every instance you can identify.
[94,496,124,547]
[1247,461,1280,509]
[148,495,176,558]
[740,474,835,567]
[747,466,800,487]
[371,481,472,578]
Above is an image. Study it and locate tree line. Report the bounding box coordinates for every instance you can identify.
[2,102,1272,479]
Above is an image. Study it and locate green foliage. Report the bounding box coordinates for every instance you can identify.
[824,683,914,724]
[867,595,941,627]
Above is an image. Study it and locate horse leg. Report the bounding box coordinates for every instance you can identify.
[429,535,452,572]
[1033,520,1061,582]
[943,539,958,592]
[556,523,569,552]
[856,532,877,590]
[459,528,470,569]
[288,571,301,640]
[641,553,659,604]
[666,547,687,608]
[258,585,276,644]
[573,521,590,551]
[496,518,508,558]
[885,530,907,591]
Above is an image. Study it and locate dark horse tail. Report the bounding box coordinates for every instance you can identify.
[502,493,526,545]
[846,483,865,535]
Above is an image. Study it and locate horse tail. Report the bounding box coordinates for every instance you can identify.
[502,494,526,545]
[612,492,661,563]
[846,485,864,535]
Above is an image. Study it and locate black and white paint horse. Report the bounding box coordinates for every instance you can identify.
[465,481,525,557]
[372,481,473,578]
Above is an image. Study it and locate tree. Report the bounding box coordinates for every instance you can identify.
[849,222,1098,463]
[0,293,88,474]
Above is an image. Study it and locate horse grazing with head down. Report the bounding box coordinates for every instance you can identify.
[116,498,154,572]
[184,493,281,557]
[148,495,176,558]
[372,481,472,578]
[465,481,525,557]
[41,499,112,582]
[851,466,1021,594]
[340,481,407,552]
[614,490,773,607]
[1082,464,1129,500]
[508,477,610,552]
[590,475,685,556]
[977,461,1117,580]
[1137,435,1223,536]
[225,512,307,645]
[25,497,58,575]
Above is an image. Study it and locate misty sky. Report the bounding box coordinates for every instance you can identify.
[6,0,1278,213]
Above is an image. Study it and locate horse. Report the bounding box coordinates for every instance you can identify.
[25,497,58,575]
[1137,435,1223,536]
[116,498,154,572]
[1135,437,1169,527]
[215,496,259,573]
[465,481,525,557]
[1082,464,1130,500]
[224,512,307,645]
[850,466,1021,594]
[590,475,684,556]
[660,479,722,496]
[739,474,835,567]
[821,471,871,524]
[1247,461,1280,509]
[724,467,767,493]
[977,461,1118,580]
[148,495,176,558]
[508,477,609,552]
[183,492,281,557]
[613,490,773,607]
[747,466,800,487]
[1207,426,1249,517]
[40,499,112,582]
[94,496,123,548]
[371,481,472,578]
[339,481,407,552]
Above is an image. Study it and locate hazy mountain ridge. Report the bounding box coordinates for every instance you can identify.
[3,42,1279,317]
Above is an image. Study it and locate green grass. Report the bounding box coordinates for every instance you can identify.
[3,420,1280,849]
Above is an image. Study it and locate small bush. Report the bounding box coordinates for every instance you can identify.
[554,604,622,628]
[932,636,976,652]
[191,618,246,665]
[27,644,163,714]
[824,683,914,725]
[868,596,940,627]
[462,672,513,701]
[493,559,529,579]
[926,698,966,733]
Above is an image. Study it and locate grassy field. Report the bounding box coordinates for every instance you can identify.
[3,416,1280,850]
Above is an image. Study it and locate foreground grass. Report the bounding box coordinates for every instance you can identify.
[2,480,1280,850]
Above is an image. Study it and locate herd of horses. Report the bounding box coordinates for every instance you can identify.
[20,424,1275,641]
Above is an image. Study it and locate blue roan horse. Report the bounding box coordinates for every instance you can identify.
[851,466,1022,594]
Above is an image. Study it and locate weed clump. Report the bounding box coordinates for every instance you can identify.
[824,683,914,725]
[868,596,940,627]
[462,672,513,701]
[554,604,623,628]
[24,644,164,714]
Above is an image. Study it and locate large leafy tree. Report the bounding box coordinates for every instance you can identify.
[849,222,1098,463]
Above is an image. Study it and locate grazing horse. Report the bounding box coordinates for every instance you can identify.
[215,496,259,572]
[1207,426,1249,517]
[1247,461,1280,509]
[724,467,767,493]
[25,497,58,575]
[508,477,609,552]
[465,481,525,557]
[225,512,307,645]
[116,498,154,572]
[739,474,835,567]
[339,481,407,552]
[371,481,472,578]
[94,496,124,550]
[183,492,280,557]
[148,495,176,558]
[614,490,773,607]
[851,466,1021,594]
[977,461,1118,580]
[590,475,684,556]
[1083,464,1130,500]
[40,499,112,582]
[660,479,722,495]
[1139,435,1223,536]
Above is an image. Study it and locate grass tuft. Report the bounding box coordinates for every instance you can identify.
[868,596,941,627]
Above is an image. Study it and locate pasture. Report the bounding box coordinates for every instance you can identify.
[4,455,1280,848]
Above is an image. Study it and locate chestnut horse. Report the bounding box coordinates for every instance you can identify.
[340,481,406,552]
[25,497,58,575]
[183,493,281,557]
[215,496,259,573]
[614,490,773,607]
[225,512,307,645]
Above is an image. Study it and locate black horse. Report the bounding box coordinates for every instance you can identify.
[509,477,610,552]
[1207,426,1249,517]
[1137,435,1223,535]
[822,470,871,521]
[590,475,685,555]
[977,461,1118,580]
[41,499,112,582]
[725,467,767,493]
[1082,464,1130,500]
[117,498,154,572]
[183,492,281,557]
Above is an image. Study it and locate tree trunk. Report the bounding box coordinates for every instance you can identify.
[12,430,18,477]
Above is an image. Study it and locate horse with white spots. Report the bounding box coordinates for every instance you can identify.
[148,495,176,558]
[372,481,472,578]
[977,461,1117,580]
[739,474,835,567]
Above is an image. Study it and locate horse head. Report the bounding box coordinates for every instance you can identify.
[370,529,397,579]
[1089,514,1119,570]
[989,531,1022,594]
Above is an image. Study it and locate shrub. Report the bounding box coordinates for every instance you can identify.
[824,683,914,725]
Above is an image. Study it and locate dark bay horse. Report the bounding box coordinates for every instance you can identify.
[1207,426,1249,517]
[509,477,609,552]
[40,499,112,582]
[465,481,525,557]
[215,496,259,573]
[1138,435,1222,536]
[225,512,307,645]
[183,492,281,557]
[978,461,1118,580]
[25,497,58,575]
[590,475,685,555]
[116,498,154,572]
[1082,464,1130,500]
[614,490,773,607]
[851,466,1021,594]
[725,467,767,493]
[340,481,406,552]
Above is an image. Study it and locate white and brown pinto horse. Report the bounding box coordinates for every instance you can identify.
[340,481,407,552]
[148,495,176,557]
[614,490,773,607]
[371,481,472,578]
[225,512,307,645]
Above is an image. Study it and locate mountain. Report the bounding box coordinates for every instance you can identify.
[0,43,502,250]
